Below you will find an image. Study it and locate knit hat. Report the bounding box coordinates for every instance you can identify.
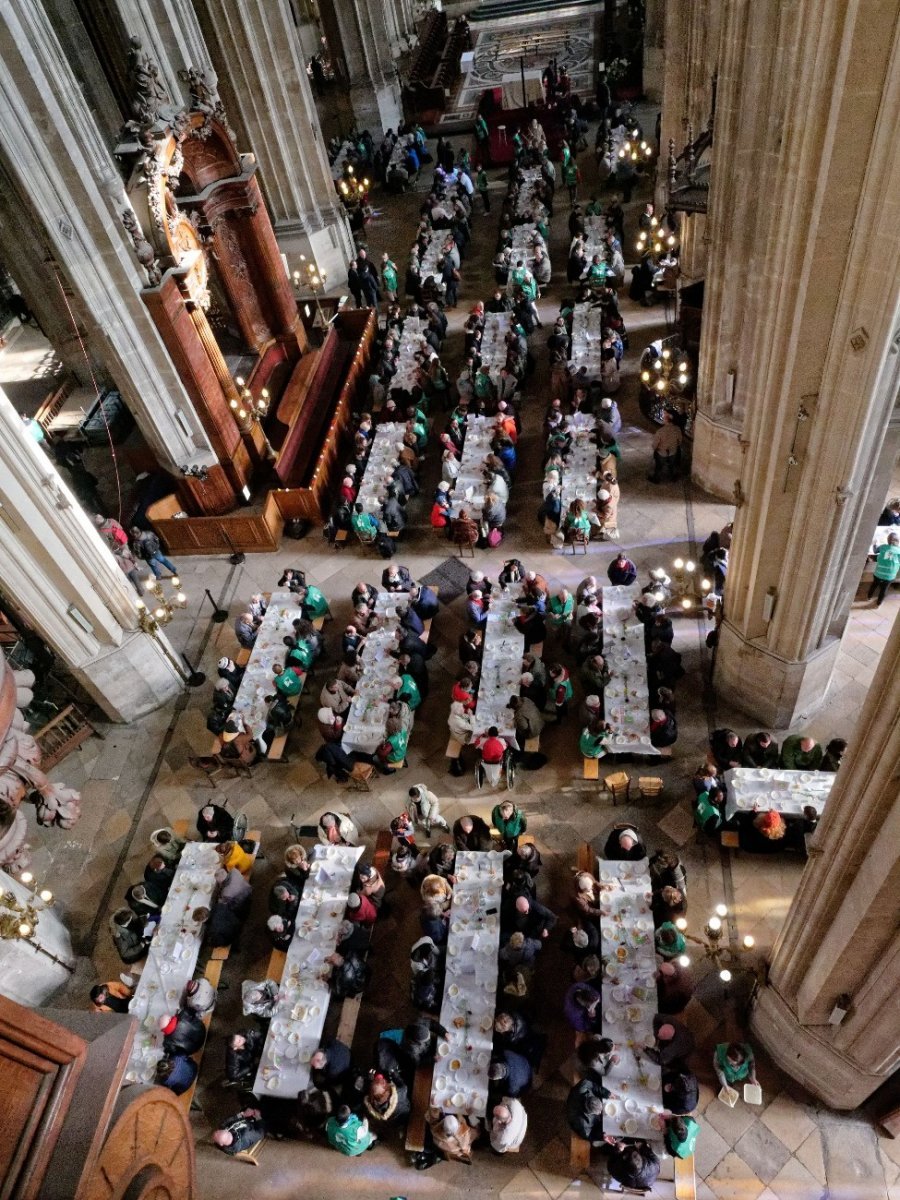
[600,396,613,408]
[576,871,594,892]
[597,488,611,501]
[159,1014,177,1034]
[222,717,244,743]
[585,695,600,708]
[346,893,361,910]
[218,657,232,670]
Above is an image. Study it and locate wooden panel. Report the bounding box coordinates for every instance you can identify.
[0,997,87,1200]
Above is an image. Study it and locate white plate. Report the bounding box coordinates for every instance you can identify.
[624,1098,638,1113]
[267,1076,281,1091]
[623,1117,638,1135]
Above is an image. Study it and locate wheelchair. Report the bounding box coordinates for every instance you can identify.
[474,745,517,791]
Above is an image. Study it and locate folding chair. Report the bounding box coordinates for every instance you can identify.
[604,771,632,805]
[567,530,590,555]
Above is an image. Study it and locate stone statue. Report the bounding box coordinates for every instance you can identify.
[0,662,81,870]
[120,208,162,286]
[179,64,235,141]
[125,36,170,128]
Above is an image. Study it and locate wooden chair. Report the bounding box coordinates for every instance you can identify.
[567,530,590,555]
[638,776,664,800]
[604,770,632,805]
[343,761,375,792]
[576,842,595,875]
[721,829,740,850]
[372,829,392,875]
[453,532,477,558]
[232,1137,266,1166]
[189,754,252,787]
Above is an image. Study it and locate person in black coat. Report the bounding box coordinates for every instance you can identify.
[710,727,743,771]
[382,564,414,591]
[410,584,439,621]
[162,1008,206,1057]
[196,803,234,843]
[268,877,301,920]
[226,1029,264,1085]
[310,1038,354,1097]
[602,825,647,861]
[662,1067,700,1115]
[743,731,780,768]
[347,260,364,307]
[605,1139,661,1189]
[453,814,493,851]
[143,855,175,904]
[502,894,557,940]
[566,1077,608,1142]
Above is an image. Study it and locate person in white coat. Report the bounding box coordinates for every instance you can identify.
[408,784,449,835]
[488,1098,528,1153]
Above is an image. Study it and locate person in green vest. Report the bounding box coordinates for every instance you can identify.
[378,726,409,771]
[326,1105,376,1155]
[476,165,491,213]
[564,499,592,541]
[580,722,610,759]
[509,260,528,292]
[560,139,572,168]
[584,254,608,286]
[286,638,314,672]
[474,366,495,405]
[512,129,524,160]
[563,156,579,205]
[351,504,379,542]
[869,531,900,604]
[655,922,686,960]
[475,113,491,165]
[694,788,724,834]
[585,196,603,217]
[274,667,303,698]
[549,663,573,722]
[548,587,574,631]
[665,1115,699,1160]
[713,1042,757,1089]
[457,147,471,175]
[299,584,329,620]
[395,673,421,711]
[491,799,527,850]
[380,253,398,302]
[519,268,538,303]
[535,216,549,241]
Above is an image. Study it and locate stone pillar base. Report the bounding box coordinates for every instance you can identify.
[274,216,355,284]
[643,48,664,103]
[350,80,402,139]
[714,619,841,728]
[691,410,744,501]
[70,631,184,723]
[751,983,885,1110]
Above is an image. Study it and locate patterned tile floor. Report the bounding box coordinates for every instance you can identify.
[28,106,900,1198]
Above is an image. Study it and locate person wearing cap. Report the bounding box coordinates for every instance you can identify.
[213,1108,266,1155]
[356,863,386,909]
[599,395,622,434]
[184,976,216,1016]
[346,890,377,925]
[603,825,647,860]
[578,693,603,728]
[607,552,637,586]
[319,811,358,845]
[161,1008,206,1056]
[220,717,259,766]
[217,656,243,689]
[426,1107,480,1163]
[492,799,527,850]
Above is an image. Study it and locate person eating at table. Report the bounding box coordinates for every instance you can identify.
[821,737,847,772]
[488,1048,533,1101]
[655,921,687,960]
[426,1109,480,1164]
[196,802,233,844]
[602,824,647,861]
[326,1105,377,1156]
[663,1065,700,1114]
[504,894,557,943]
[567,1077,608,1144]
[780,733,824,770]
[213,1108,266,1156]
[743,730,780,768]
[453,813,493,851]
[710,727,744,771]
[666,1114,700,1160]
[488,1099,528,1154]
[657,959,693,1014]
[563,982,602,1032]
[572,870,603,922]
[603,1138,662,1190]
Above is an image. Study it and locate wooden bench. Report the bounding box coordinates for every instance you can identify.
[674,1154,698,1200]
[236,648,251,667]
[570,1029,593,1173]
[334,528,349,547]
[445,735,463,760]
[576,841,594,875]
[405,1061,436,1152]
[721,829,740,850]
[372,829,392,875]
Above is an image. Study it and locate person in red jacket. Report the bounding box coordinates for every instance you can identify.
[475,725,507,786]
[346,891,377,925]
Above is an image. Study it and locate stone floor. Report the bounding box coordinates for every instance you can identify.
[16,101,900,1200]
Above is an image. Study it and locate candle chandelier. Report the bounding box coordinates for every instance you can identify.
[231,375,275,458]
[640,346,691,398]
[636,214,678,257]
[673,904,756,982]
[137,576,187,632]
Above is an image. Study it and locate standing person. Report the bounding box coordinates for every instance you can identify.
[868,532,900,605]
[347,259,363,307]
[649,412,683,483]
[380,253,398,303]
[94,513,128,549]
[476,164,491,213]
[563,156,580,206]
[475,112,491,165]
[114,544,145,596]
[130,526,177,579]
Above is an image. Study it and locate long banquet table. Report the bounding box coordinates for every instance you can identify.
[430,849,505,1118]
[723,767,835,821]
[597,855,664,1143]
[355,423,407,516]
[557,415,598,513]
[253,844,364,1098]
[447,414,498,520]
[601,584,659,755]
[568,302,606,382]
[124,841,221,1084]
[472,592,524,741]
[512,166,547,221]
[582,214,610,266]
[480,312,511,385]
[230,590,308,736]
[420,230,446,280]
[341,591,412,754]
[391,315,429,395]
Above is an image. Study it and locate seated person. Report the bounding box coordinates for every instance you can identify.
[212,1108,266,1156]
[662,1066,699,1114]
[488,1048,533,1099]
[647,1017,695,1068]
[453,813,494,851]
[488,1099,528,1154]
[602,825,646,861]
[821,737,847,772]
[160,1008,206,1057]
[580,719,611,759]
[714,1041,757,1091]
[90,980,133,1013]
[226,1029,264,1086]
[710,727,743,771]
[781,734,824,771]
[196,803,234,843]
[566,1077,608,1143]
[362,1071,409,1130]
[743,730,780,768]
[657,959,693,1015]
[563,982,602,1032]
[604,1138,661,1190]
[319,811,358,845]
[694,782,726,834]
[155,1053,198,1096]
[741,808,789,853]
[502,894,557,941]
[325,1105,376,1156]
[650,707,678,748]
[426,1108,481,1164]
[655,921,687,960]
[666,1114,700,1160]
[310,1038,354,1097]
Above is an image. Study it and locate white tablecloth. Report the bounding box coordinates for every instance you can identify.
[582,215,610,267]
[391,315,429,395]
[480,313,511,385]
[473,592,524,741]
[724,767,835,821]
[231,591,308,736]
[330,140,353,182]
[602,585,659,755]
[420,230,446,281]
[342,592,411,754]
[597,856,664,1143]
[253,844,364,1098]
[125,841,221,1084]
[568,302,606,381]
[872,524,896,551]
[557,415,599,513]
[501,69,543,111]
[356,423,406,516]
[431,850,505,1118]
[512,166,547,222]
[448,414,501,520]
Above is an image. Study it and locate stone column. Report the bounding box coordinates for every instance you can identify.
[0,388,183,722]
[318,0,403,137]
[0,0,215,478]
[750,611,900,1108]
[707,0,900,726]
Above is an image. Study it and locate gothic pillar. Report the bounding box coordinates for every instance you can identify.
[0,0,216,480]
[642,0,665,103]
[0,388,183,722]
[193,0,355,280]
[711,0,900,726]
[318,0,403,137]
[750,611,900,1108]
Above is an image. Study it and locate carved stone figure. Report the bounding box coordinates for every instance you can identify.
[125,36,169,128]
[0,662,81,870]
[120,208,162,286]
